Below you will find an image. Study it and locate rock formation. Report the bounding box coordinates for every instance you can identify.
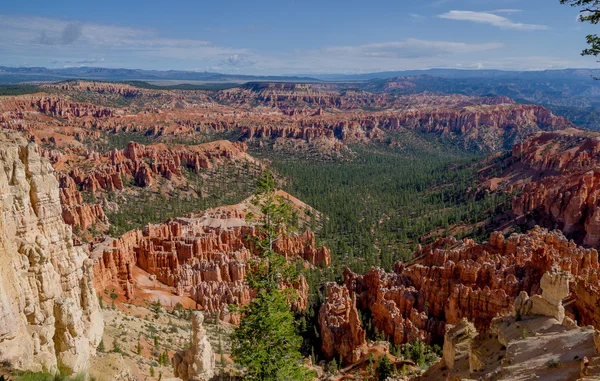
[49,139,256,231]
[319,227,600,360]
[0,131,103,374]
[318,283,367,365]
[173,311,215,381]
[484,129,600,246]
[0,89,573,162]
[513,270,571,323]
[441,318,478,371]
[92,202,330,322]
[43,81,142,97]
[425,270,600,380]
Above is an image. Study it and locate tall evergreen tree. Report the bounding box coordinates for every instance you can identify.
[231,170,312,381]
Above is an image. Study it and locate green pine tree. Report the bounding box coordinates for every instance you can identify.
[231,170,313,381]
[377,355,392,381]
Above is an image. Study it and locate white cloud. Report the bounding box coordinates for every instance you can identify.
[439,10,548,31]
[0,14,247,67]
[0,13,586,75]
[409,13,427,21]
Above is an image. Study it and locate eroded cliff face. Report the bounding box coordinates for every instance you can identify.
[91,200,330,323]
[484,129,600,246]
[320,227,600,360]
[51,139,255,230]
[0,91,573,161]
[318,283,367,365]
[0,131,103,374]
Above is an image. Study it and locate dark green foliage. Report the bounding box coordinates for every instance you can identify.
[267,138,513,275]
[109,291,117,308]
[0,84,40,96]
[157,349,169,366]
[328,358,338,375]
[10,368,90,381]
[401,341,439,368]
[377,355,392,381]
[112,340,122,353]
[231,289,312,380]
[105,160,260,236]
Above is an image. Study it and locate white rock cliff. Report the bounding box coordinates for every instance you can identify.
[0,132,103,374]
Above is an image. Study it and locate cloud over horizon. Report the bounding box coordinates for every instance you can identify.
[0,8,588,75]
[439,10,548,31]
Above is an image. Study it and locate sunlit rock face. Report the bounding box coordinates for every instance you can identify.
[0,131,103,373]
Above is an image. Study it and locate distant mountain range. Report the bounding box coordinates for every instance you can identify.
[2,65,600,84]
[308,68,600,81]
[0,66,319,83]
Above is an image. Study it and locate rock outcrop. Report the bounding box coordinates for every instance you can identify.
[0,131,103,374]
[441,318,478,370]
[424,271,600,380]
[173,311,215,381]
[513,270,571,323]
[319,283,367,365]
[92,201,330,322]
[484,129,600,246]
[319,227,600,359]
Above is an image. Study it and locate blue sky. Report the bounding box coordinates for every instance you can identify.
[0,0,597,74]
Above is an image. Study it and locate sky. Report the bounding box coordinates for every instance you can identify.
[0,0,598,74]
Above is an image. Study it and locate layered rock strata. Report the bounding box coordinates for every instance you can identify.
[495,129,600,246]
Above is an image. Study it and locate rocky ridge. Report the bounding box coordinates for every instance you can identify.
[0,90,574,157]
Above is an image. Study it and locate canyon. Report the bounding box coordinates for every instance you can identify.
[0,80,599,379]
